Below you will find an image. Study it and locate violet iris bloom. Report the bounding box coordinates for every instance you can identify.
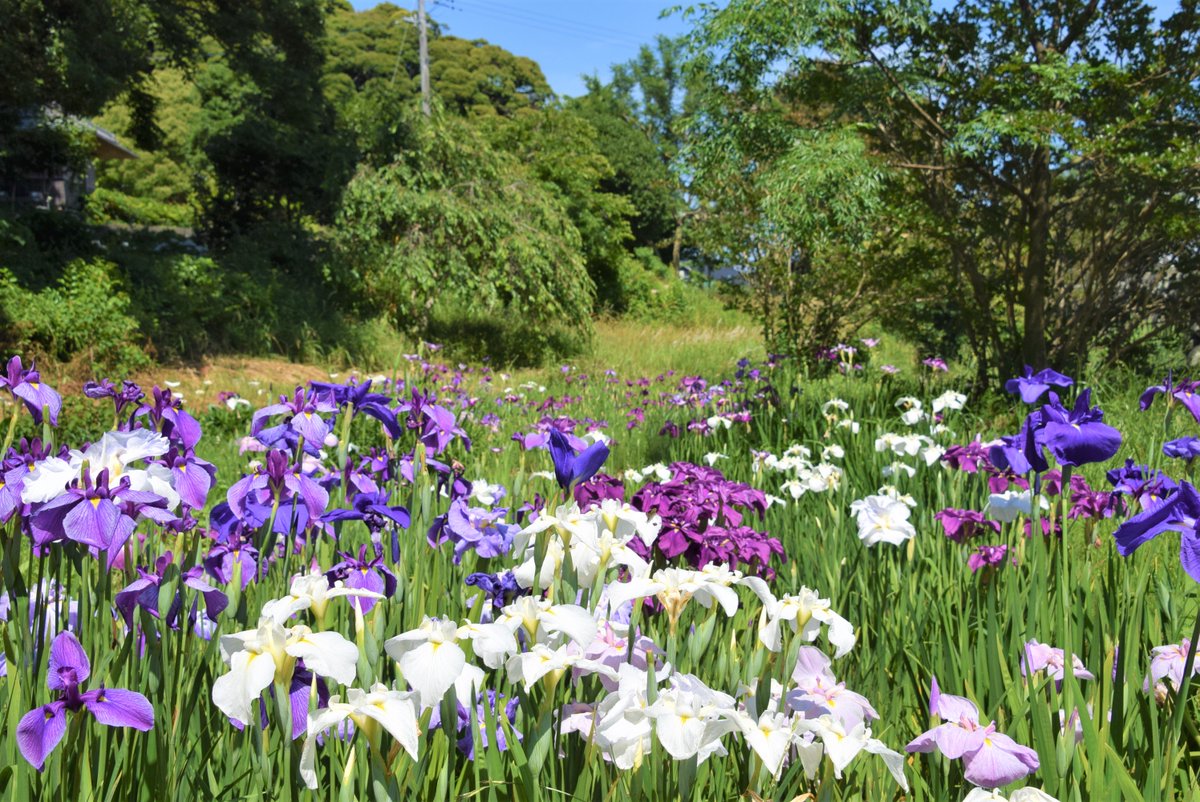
[941,440,992,474]
[29,469,170,561]
[988,414,1049,476]
[310,378,402,439]
[428,690,521,759]
[252,387,334,455]
[227,450,328,523]
[1140,374,1200,423]
[1037,389,1122,467]
[1106,460,1177,509]
[428,499,518,563]
[1021,640,1095,689]
[326,545,397,614]
[465,570,528,615]
[1,356,62,425]
[136,386,202,451]
[84,379,144,422]
[1164,437,1200,464]
[322,491,410,532]
[906,677,1038,788]
[1111,482,1200,582]
[203,529,262,590]
[574,473,625,508]
[547,430,609,490]
[967,544,1011,573]
[1005,365,1074,404]
[17,631,154,770]
[115,552,228,630]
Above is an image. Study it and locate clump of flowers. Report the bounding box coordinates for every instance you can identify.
[630,462,783,577]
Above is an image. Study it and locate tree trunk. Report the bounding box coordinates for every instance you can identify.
[671,212,684,275]
[1022,146,1051,369]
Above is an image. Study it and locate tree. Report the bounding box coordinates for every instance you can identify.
[324,2,552,148]
[684,0,1200,379]
[482,109,638,313]
[334,111,595,351]
[569,92,678,257]
[584,36,699,271]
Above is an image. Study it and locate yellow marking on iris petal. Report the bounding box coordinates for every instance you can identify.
[90,498,101,509]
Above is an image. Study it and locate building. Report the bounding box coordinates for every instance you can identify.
[0,112,137,211]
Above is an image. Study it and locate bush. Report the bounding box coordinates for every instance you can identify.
[0,258,150,374]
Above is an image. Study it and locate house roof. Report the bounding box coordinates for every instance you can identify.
[16,107,138,160]
[81,121,138,160]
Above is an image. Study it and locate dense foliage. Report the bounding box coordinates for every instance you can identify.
[682,0,1200,380]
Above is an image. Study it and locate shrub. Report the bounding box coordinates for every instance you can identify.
[0,258,150,374]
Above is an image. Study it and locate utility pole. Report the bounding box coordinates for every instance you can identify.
[417,0,431,117]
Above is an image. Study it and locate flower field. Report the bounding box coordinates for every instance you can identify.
[0,346,1198,802]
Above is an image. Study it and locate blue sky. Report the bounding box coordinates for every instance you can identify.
[349,1,689,98]
[349,1,1182,98]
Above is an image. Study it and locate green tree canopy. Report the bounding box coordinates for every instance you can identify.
[685,0,1200,379]
[334,111,595,350]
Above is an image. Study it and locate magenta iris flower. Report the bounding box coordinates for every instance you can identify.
[17,632,154,770]
[906,677,1039,788]
[936,508,1001,543]
[326,545,398,614]
[1005,365,1074,404]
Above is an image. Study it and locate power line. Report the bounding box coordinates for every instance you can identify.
[444,0,647,48]
[462,0,647,41]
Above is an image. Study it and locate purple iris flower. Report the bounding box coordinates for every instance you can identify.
[967,544,1011,572]
[547,430,609,490]
[1106,460,1178,509]
[941,440,992,474]
[429,499,518,563]
[1165,437,1200,464]
[115,551,228,630]
[135,387,202,450]
[203,528,262,590]
[988,415,1049,475]
[1037,389,1122,467]
[906,677,1038,787]
[1005,365,1074,404]
[84,379,144,422]
[309,378,402,439]
[322,490,411,563]
[252,387,335,455]
[574,473,625,508]
[935,508,1001,543]
[227,450,329,523]
[1140,373,1200,423]
[322,490,410,532]
[17,631,154,770]
[29,469,171,563]
[1,356,62,425]
[326,545,397,614]
[1112,482,1200,582]
[465,570,528,615]
[428,690,521,758]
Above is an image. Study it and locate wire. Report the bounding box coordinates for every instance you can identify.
[462,0,647,40]
[443,0,648,48]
